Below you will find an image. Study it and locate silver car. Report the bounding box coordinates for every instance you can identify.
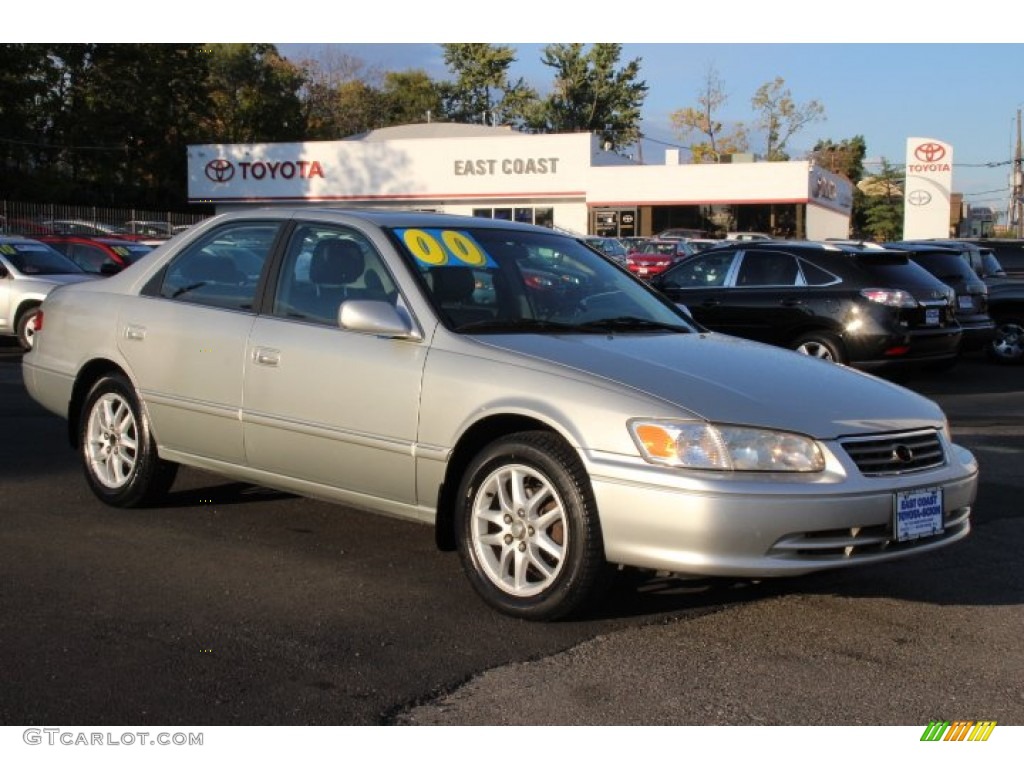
[1,236,96,349]
[23,209,978,620]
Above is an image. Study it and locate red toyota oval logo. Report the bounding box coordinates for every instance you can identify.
[205,158,235,183]
[914,143,946,163]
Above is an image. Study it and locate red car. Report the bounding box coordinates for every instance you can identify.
[36,235,154,275]
[625,239,697,279]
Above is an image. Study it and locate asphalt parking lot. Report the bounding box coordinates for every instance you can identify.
[1,340,1021,726]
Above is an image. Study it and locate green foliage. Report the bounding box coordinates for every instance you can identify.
[751,76,825,161]
[529,44,648,149]
[861,159,905,241]
[439,43,538,128]
[669,64,748,162]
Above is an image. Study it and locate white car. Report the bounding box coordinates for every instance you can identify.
[23,209,978,620]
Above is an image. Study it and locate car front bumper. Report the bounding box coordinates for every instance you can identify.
[585,441,977,577]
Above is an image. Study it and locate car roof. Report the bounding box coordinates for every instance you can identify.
[222,207,562,235]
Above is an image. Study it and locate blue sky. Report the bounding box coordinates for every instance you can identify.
[277,42,1024,219]
[19,1,1024,219]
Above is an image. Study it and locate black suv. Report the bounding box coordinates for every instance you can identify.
[650,241,961,370]
[885,243,994,354]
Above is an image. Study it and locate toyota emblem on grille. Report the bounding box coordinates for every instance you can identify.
[914,143,946,162]
[907,189,932,206]
[205,158,235,183]
[892,445,915,463]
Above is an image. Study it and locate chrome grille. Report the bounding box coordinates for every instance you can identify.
[840,429,946,475]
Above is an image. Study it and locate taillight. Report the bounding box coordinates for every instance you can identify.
[860,288,918,308]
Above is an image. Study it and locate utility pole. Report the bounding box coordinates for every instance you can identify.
[1013,109,1023,237]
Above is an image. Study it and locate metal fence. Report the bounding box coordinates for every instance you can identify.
[0,200,210,237]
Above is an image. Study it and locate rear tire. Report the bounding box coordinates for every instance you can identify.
[988,317,1024,364]
[79,374,178,507]
[16,306,41,351]
[792,332,845,364]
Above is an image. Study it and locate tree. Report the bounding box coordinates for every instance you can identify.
[203,44,306,143]
[382,70,444,126]
[861,159,905,241]
[669,64,748,162]
[529,43,647,149]
[440,43,537,128]
[750,76,825,161]
[812,135,868,235]
[811,135,866,182]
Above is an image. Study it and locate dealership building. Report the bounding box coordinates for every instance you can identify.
[187,123,854,240]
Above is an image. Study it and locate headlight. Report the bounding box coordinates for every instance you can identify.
[629,420,825,472]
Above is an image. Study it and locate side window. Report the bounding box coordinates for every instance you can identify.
[662,251,736,288]
[272,224,397,327]
[157,223,278,311]
[798,259,840,286]
[736,251,800,286]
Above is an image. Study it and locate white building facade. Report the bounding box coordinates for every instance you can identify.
[188,124,854,240]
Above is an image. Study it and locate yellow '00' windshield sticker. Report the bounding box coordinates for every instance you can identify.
[396,228,496,269]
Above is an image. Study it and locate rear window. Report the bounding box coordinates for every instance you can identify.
[907,251,979,283]
[858,260,947,292]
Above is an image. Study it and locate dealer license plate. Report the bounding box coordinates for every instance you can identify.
[894,487,943,542]
[925,308,940,325]
[958,295,974,310]
[638,267,649,275]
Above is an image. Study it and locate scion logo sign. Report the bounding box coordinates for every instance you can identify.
[204,158,326,184]
[205,159,235,183]
[907,190,933,206]
[909,142,951,172]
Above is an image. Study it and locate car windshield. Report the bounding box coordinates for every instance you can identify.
[641,242,678,256]
[2,241,84,275]
[390,226,693,333]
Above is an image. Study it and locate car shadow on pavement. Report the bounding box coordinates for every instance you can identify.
[151,480,297,509]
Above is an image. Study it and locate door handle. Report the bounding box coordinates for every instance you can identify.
[124,324,146,341]
[781,298,803,307]
[253,347,280,367]
[700,299,721,307]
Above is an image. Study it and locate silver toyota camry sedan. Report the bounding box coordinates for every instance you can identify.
[23,209,978,620]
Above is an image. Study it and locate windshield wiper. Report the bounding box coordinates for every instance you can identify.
[576,316,691,333]
[454,318,582,333]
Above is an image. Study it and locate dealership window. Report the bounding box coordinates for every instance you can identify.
[471,207,554,228]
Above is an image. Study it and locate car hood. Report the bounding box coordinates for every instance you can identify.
[474,331,945,439]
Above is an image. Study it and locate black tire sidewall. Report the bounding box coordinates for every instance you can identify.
[793,332,844,364]
[79,374,171,508]
[16,307,41,350]
[988,318,1024,364]
[455,432,605,621]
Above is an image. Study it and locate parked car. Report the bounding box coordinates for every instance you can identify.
[23,209,977,620]
[655,227,706,240]
[883,243,994,356]
[581,235,628,267]
[40,219,149,242]
[123,220,176,238]
[650,240,962,371]
[726,231,773,241]
[37,235,154,275]
[0,236,96,349]
[617,236,650,253]
[625,239,697,279]
[900,239,1024,364]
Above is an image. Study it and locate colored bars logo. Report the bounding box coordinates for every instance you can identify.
[921,720,997,741]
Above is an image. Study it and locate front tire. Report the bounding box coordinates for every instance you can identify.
[455,431,609,621]
[80,374,178,507]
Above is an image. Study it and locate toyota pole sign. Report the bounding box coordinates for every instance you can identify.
[903,137,953,239]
